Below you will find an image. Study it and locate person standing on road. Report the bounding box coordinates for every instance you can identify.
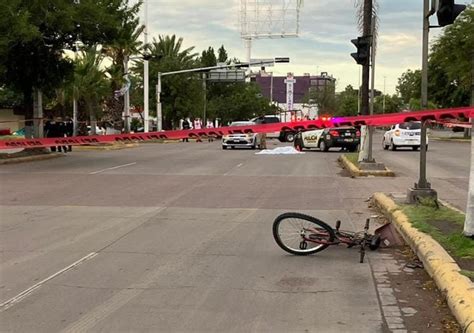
[206,119,214,142]
[56,117,68,153]
[181,117,191,142]
[194,118,202,142]
[64,116,73,152]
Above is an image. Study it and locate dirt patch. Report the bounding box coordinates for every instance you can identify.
[386,246,462,333]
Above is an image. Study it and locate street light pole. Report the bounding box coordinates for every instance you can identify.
[143,0,149,132]
[124,55,130,133]
[202,73,207,125]
[383,76,386,114]
[157,72,162,131]
[407,0,437,202]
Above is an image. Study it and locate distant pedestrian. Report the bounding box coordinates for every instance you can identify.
[194,118,202,142]
[65,116,73,152]
[181,117,191,142]
[45,117,67,153]
[206,120,214,142]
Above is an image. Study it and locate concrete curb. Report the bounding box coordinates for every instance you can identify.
[430,137,471,143]
[372,192,474,333]
[338,155,395,177]
[0,153,63,165]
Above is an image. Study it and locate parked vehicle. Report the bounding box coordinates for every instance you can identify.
[294,127,360,152]
[222,121,263,149]
[382,122,427,151]
[251,115,281,139]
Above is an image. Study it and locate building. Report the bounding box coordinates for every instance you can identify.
[252,70,336,119]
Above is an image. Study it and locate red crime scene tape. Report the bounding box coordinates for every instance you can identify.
[0,106,472,150]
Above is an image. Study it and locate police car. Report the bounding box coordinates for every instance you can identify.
[294,127,360,152]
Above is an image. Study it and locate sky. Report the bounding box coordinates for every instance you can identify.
[137,0,471,95]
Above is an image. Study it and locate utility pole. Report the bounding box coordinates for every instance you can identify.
[464,49,474,237]
[407,0,437,203]
[157,73,162,131]
[143,0,149,132]
[124,55,130,133]
[366,15,376,163]
[360,0,372,117]
[33,89,43,138]
[202,73,207,125]
[383,76,386,114]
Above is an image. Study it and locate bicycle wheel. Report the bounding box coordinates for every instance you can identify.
[273,212,336,255]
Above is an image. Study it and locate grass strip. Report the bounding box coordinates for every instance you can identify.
[401,201,473,259]
[343,153,359,168]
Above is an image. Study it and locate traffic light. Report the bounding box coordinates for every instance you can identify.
[350,36,370,66]
[436,0,466,27]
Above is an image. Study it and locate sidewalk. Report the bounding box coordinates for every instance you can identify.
[372,193,474,332]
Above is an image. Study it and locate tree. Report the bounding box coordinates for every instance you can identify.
[208,83,273,125]
[0,0,75,134]
[335,85,358,116]
[71,47,109,135]
[101,1,144,131]
[217,45,228,63]
[142,35,201,129]
[396,69,421,105]
[429,6,473,108]
[373,94,403,114]
[201,47,217,67]
[303,84,337,116]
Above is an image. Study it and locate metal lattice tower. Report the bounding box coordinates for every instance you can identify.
[240,0,303,62]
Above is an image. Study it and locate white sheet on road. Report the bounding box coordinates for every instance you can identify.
[255,146,305,155]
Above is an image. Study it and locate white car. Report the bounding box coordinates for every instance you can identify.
[382,122,427,151]
[222,121,263,149]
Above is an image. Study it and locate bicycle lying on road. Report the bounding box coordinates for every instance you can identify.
[272,212,381,263]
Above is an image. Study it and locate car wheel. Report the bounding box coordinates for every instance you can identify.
[412,146,419,151]
[319,140,329,152]
[382,138,388,150]
[389,140,397,151]
[285,132,295,142]
[222,145,227,150]
[231,146,235,149]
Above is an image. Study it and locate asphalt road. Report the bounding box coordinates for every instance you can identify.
[0,137,470,332]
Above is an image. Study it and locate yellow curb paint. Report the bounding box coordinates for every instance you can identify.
[373,192,474,333]
[339,155,395,177]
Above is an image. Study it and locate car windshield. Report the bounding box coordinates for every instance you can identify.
[230,122,254,127]
[399,122,421,130]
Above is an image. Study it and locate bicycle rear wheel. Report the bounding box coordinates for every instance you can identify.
[273,212,336,255]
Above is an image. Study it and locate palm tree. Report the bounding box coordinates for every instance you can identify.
[71,46,109,135]
[102,9,145,132]
[142,35,200,129]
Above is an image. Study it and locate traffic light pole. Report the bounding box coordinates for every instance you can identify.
[407,0,437,203]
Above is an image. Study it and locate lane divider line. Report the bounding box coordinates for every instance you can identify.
[0,252,98,311]
[89,162,137,175]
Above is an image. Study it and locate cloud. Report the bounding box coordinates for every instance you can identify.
[133,0,469,94]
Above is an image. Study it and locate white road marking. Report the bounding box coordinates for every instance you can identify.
[0,252,98,311]
[89,162,137,175]
[224,162,244,176]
